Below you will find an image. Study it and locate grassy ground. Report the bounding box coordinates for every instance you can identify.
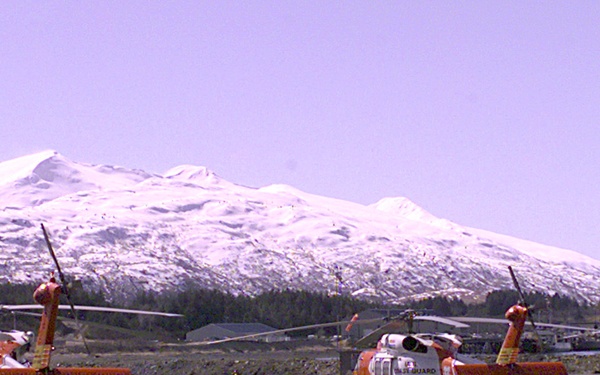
[29,339,600,375]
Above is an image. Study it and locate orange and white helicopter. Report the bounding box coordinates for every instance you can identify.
[0,330,34,369]
[0,224,183,374]
[350,266,570,375]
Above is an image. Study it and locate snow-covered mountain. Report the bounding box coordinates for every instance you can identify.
[1,150,599,304]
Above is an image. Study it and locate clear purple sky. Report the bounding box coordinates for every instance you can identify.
[2,2,599,260]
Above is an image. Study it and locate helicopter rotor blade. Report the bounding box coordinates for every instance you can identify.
[508,266,527,306]
[41,223,92,356]
[199,317,386,346]
[450,316,592,332]
[181,311,478,349]
[3,311,170,341]
[348,310,464,348]
[1,304,183,317]
[508,265,543,352]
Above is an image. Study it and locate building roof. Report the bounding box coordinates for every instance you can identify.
[185,322,285,342]
[207,323,277,335]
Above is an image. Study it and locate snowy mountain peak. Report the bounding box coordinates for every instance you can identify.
[164,165,224,185]
[0,149,60,186]
[258,184,310,198]
[0,150,151,208]
[371,197,431,218]
[371,197,457,230]
[1,151,599,305]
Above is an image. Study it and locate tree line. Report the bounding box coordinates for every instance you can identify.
[1,282,595,340]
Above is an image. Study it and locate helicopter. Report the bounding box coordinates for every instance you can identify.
[0,330,34,369]
[195,266,583,375]
[349,266,570,375]
[0,301,184,369]
[0,224,183,374]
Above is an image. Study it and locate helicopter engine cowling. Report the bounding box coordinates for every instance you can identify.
[382,334,429,354]
[402,335,429,353]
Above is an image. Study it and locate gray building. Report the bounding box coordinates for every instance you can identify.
[185,323,288,343]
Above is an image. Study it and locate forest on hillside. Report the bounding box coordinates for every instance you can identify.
[1,282,597,340]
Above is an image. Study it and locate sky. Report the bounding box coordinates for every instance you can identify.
[1,2,599,260]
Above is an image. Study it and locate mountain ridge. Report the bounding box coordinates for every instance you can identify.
[1,151,599,304]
